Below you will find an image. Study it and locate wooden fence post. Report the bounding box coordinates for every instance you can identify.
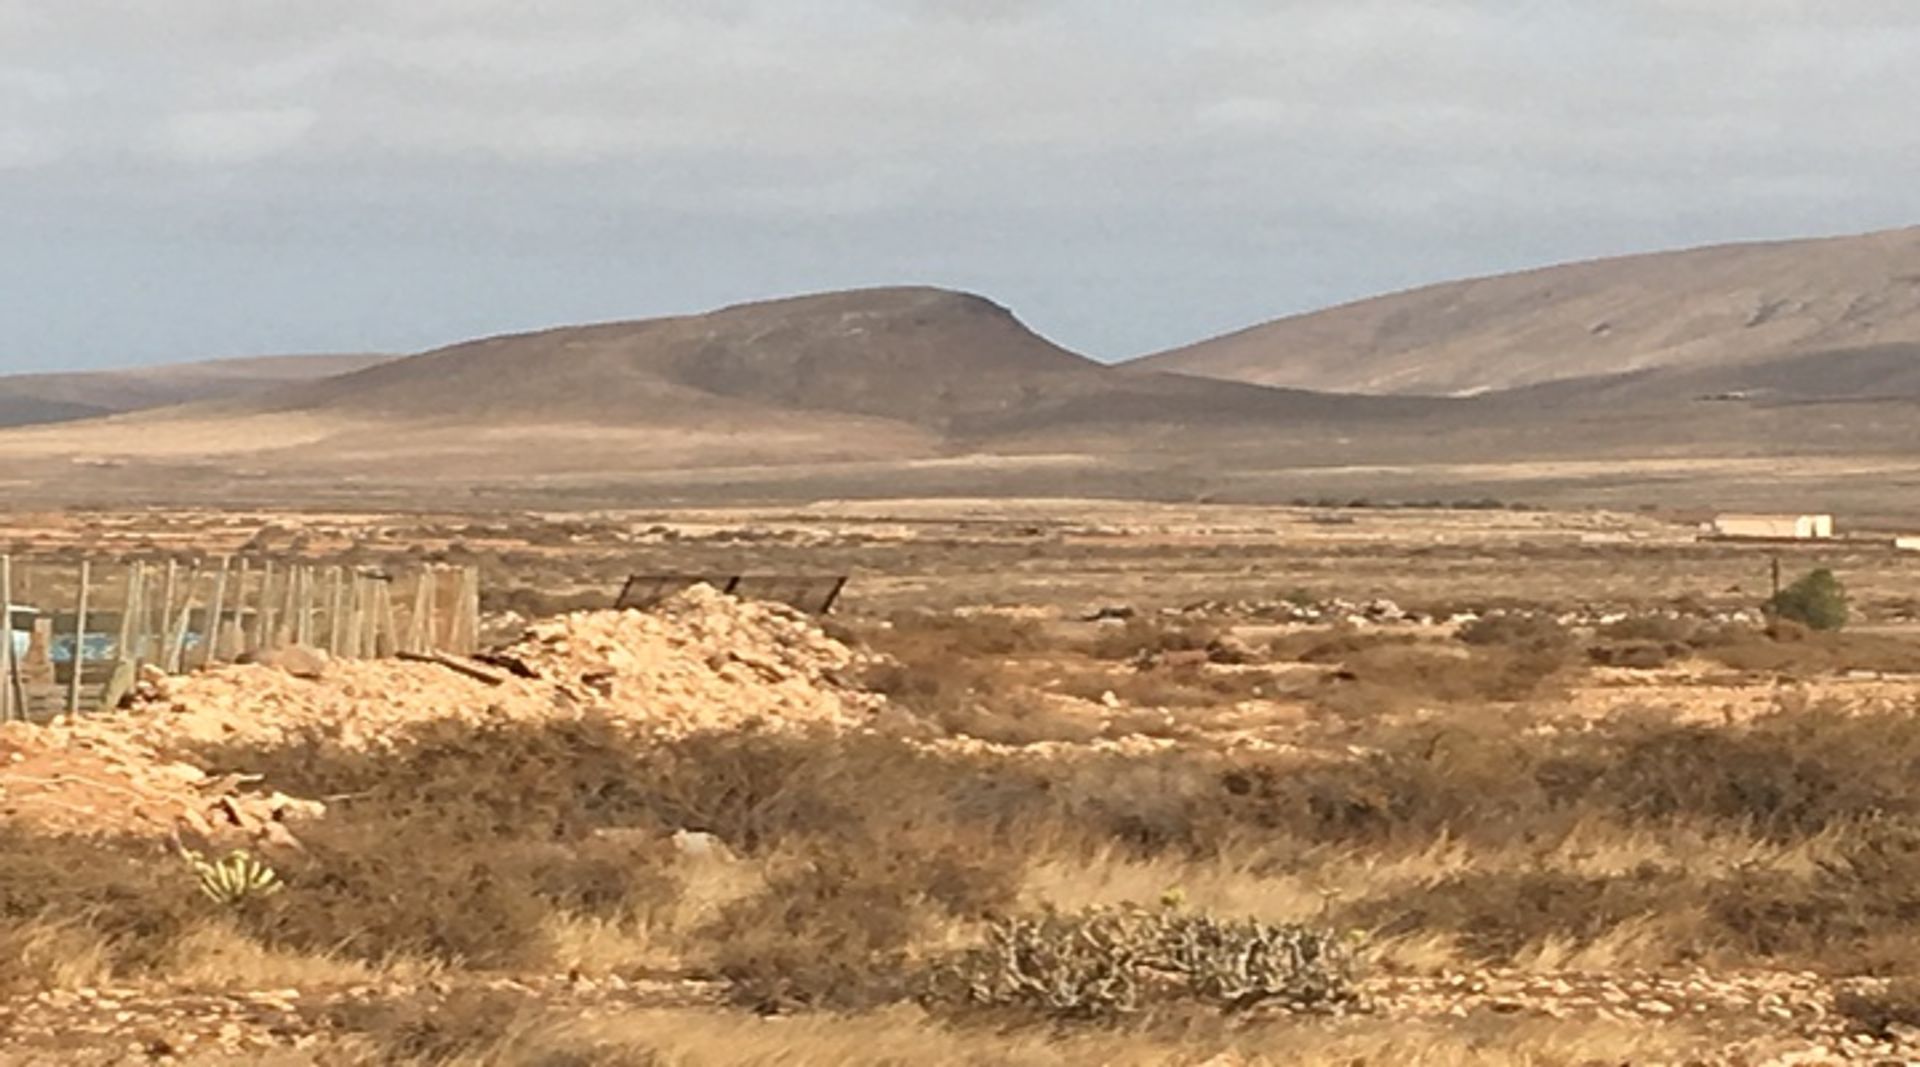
[67,560,90,716]
[343,576,364,659]
[203,557,230,668]
[154,560,177,665]
[166,565,201,674]
[228,559,251,659]
[257,561,278,654]
[327,567,345,656]
[0,554,14,724]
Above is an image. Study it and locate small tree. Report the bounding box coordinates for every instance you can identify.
[1768,569,1849,632]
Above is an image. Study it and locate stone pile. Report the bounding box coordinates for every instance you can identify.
[0,587,880,840]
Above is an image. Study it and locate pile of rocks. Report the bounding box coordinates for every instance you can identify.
[0,587,880,840]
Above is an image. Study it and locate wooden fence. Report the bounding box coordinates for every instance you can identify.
[0,557,480,723]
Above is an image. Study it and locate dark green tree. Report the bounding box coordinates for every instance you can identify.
[1768,568,1849,631]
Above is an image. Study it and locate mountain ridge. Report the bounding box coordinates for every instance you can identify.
[1134,225,1920,396]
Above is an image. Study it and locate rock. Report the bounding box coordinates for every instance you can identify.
[248,645,331,680]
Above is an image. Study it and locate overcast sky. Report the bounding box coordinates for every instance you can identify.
[3,1,1918,373]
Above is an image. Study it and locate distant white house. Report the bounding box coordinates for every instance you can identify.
[1896,536,1920,553]
[1710,514,1835,540]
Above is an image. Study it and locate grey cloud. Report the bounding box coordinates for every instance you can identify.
[0,1,1915,369]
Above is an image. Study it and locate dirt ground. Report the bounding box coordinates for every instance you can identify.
[5,501,1920,1066]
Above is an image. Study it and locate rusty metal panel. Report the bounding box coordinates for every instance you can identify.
[614,575,739,611]
[732,575,850,615]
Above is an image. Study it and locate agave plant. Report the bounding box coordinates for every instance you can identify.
[179,847,284,906]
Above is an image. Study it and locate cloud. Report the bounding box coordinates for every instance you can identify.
[0,0,1917,368]
[152,107,318,166]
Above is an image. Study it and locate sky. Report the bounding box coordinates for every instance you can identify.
[3,1,1918,373]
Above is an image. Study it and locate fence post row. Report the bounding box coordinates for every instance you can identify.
[0,558,482,719]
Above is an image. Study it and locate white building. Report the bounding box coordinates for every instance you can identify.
[1710,514,1835,540]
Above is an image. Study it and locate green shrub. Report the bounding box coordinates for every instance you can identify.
[1768,569,1849,632]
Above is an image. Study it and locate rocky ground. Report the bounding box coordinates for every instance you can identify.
[1,968,1911,1066]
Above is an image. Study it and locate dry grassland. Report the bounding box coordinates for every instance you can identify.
[5,503,1920,1064]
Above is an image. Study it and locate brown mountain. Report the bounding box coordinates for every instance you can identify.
[0,288,1436,495]
[233,286,1433,437]
[1135,226,1920,396]
[0,354,394,429]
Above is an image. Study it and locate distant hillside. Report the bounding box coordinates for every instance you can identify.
[0,354,394,429]
[1136,226,1920,396]
[238,286,1426,438]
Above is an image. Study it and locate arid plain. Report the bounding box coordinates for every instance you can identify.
[4,501,1920,1065]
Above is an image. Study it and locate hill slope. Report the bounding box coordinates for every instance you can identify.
[0,354,394,429]
[0,288,1446,489]
[1136,226,1920,396]
[238,286,1431,437]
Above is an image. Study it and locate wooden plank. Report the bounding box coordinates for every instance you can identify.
[398,649,508,686]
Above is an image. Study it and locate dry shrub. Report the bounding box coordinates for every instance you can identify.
[701,834,1020,1013]
[0,829,202,990]
[1707,820,1920,972]
[1061,663,1282,710]
[484,586,611,620]
[1090,618,1224,663]
[850,617,1092,743]
[1307,643,1574,715]
[1701,630,1920,676]
[1587,709,1920,836]
[245,817,680,970]
[1597,615,1703,644]
[201,720,685,970]
[329,989,547,1066]
[862,611,1051,660]
[1267,629,1419,665]
[1457,614,1575,654]
[1586,641,1684,669]
[1349,867,1689,964]
[1836,977,1920,1039]
[928,906,1360,1021]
